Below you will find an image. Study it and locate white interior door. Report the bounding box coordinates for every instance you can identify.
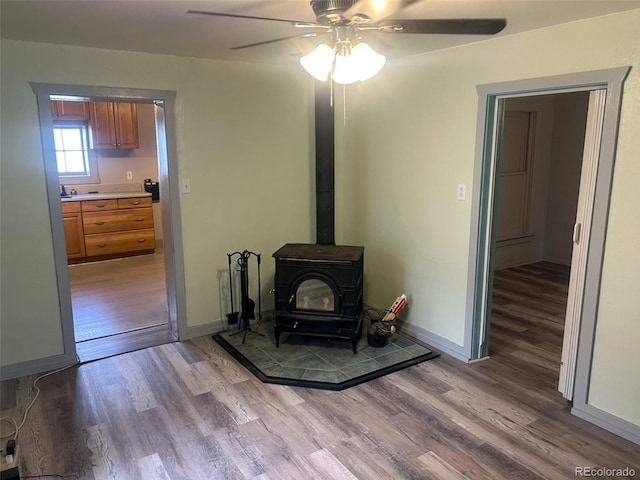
[558,89,606,400]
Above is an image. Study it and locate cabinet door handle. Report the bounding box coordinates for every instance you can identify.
[97,243,107,248]
[131,201,140,205]
[137,238,146,243]
[96,204,106,208]
[95,221,105,225]
[135,217,144,222]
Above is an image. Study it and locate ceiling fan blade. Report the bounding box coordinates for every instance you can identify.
[187,10,310,25]
[376,18,507,35]
[343,0,420,24]
[230,33,322,50]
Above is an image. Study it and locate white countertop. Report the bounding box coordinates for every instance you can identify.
[61,192,152,202]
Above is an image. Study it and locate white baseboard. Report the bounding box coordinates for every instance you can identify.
[181,311,274,341]
[0,352,77,381]
[572,403,640,446]
[397,321,468,362]
[494,257,543,270]
[542,255,571,266]
[182,320,225,341]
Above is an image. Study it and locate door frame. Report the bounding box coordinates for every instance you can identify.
[31,83,188,359]
[464,67,629,392]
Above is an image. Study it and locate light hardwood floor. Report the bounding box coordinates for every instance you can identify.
[70,248,174,363]
[1,262,638,479]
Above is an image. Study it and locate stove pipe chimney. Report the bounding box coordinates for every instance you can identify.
[315,81,335,245]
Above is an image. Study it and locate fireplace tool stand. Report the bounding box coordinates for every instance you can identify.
[228,250,263,343]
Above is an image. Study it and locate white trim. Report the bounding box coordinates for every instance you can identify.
[399,322,468,362]
[466,67,631,442]
[0,353,77,381]
[541,255,571,267]
[29,83,186,374]
[558,89,606,399]
[493,256,544,270]
[182,321,226,341]
[571,68,630,426]
[182,310,275,341]
[475,99,504,357]
[572,404,640,446]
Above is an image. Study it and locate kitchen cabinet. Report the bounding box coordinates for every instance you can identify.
[63,195,155,263]
[51,100,90,121]
[62,201,86,259]
[81,196,154,258]
[89,101,139,149]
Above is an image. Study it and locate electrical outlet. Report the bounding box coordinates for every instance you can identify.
[0,443,20,479]
[126,171,133,180]
[182,178,191,194]
[457,184,466,201]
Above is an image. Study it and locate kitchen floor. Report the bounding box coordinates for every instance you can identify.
[70,245,174,362]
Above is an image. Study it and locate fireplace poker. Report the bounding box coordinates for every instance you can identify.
[226,253,239,326]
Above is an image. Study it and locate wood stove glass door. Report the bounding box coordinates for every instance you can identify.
[295,278,334,312]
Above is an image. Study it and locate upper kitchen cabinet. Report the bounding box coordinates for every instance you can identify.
[89,101,139,149]
[51,100,90,121]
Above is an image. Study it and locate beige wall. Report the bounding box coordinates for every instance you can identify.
[0,39,315,366]
[2,9,639,431]
[341,10,640,426]
[544,92,590,265]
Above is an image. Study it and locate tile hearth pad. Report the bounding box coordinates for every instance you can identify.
[214,318,439,390]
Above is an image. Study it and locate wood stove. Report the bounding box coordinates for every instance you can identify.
[272,82,364,352]
[273,243,364,353]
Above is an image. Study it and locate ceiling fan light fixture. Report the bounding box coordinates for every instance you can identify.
[351,42,386,81]
[301,38,386,84]
[300,43,335,81]
[332,46,360,85]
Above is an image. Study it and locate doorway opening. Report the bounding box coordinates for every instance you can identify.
[58,100,171,361]
[32,83,187,365]
[465,68,629,417]
[487,92,589,393]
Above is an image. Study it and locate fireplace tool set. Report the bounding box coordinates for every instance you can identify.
[226,250,262,343]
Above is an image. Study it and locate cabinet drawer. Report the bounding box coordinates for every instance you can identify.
[85,229,155,257]
[118,197,152,209]
[81,199,118,212]
[83,207,154,234]
[62,201,81,214]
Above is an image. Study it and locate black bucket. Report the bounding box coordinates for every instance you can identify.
[367,330,390,348]
[227,312,239,325]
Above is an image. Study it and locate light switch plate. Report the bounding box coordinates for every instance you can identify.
[457,184,466,201]
[182,178,191,194]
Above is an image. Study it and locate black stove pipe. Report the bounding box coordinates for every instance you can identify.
[315,81,335,245]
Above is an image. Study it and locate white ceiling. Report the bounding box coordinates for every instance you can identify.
[2,0,639,66]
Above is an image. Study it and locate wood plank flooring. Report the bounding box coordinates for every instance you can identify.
[490,261,570,382]
[69,248,174,362]
[2,262,638,479]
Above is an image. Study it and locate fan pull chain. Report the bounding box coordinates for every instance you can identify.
[343,83,347,126]
[330,78,334,107]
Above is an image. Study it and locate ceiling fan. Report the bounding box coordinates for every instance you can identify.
[188,0,507,84]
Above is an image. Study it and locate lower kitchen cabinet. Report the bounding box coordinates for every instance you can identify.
[65,195,155,263]
[84,229,155,257]
[62,202,86,259]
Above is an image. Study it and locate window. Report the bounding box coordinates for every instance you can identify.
[53,123,100,184]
